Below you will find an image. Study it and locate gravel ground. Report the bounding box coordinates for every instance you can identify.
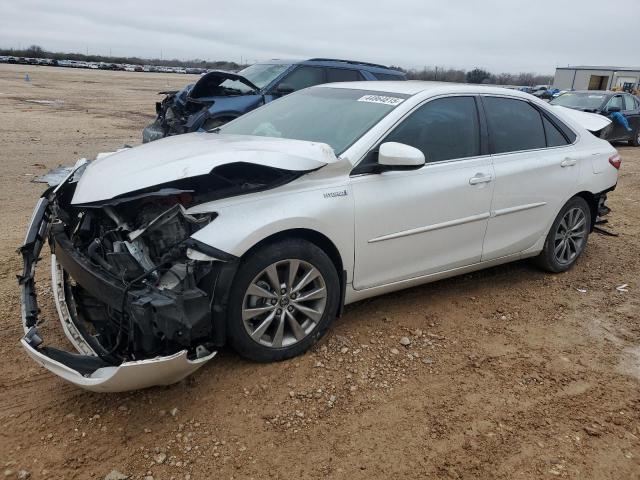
[0,64,639,480]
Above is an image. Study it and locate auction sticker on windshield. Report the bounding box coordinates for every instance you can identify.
[357,95,405,106]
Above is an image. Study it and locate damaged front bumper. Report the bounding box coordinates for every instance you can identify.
[18,178,216,393]
[142,120,166,144]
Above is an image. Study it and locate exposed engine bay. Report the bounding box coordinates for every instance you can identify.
[18,153,308,391]
[50,161,298,360]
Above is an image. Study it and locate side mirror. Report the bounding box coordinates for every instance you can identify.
[378,142,425,170]
[275,84,295,96]
[607,105,621,113]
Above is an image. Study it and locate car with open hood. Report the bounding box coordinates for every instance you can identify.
[20,81,619,392]
[141,58,406,143]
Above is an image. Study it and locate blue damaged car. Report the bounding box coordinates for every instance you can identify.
[142,58,406,143]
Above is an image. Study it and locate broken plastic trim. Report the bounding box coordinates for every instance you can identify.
[18,183,217,392]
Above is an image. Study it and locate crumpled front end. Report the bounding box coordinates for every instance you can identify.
[18,162,225,392]
[142,89,212,143]
[142,71,260,143]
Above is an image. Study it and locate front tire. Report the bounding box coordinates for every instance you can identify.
[535,196,591,273]
[227,239,340,362]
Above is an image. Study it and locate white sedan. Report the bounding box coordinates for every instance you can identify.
[19,81,619,391]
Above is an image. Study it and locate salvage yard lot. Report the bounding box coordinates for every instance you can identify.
[0,64,639,479]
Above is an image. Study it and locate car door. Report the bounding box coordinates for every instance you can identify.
[350,96,495,290]
[604,94,627,140]
[480,96,580,261]
[623,94,640,138]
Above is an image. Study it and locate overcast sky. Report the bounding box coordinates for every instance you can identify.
[2,0,638,74]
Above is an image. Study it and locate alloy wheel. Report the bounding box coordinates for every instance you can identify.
[553,207,587,265]
[242,259,327,348]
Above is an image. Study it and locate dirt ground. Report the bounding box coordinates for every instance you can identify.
[0,64,639,480]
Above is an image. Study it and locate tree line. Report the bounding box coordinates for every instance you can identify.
[392,66,553,86]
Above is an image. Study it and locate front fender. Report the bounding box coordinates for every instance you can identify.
[189,186,354,282]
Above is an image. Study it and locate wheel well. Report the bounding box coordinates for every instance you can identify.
[574,191,599,230]
[243,229,344,276]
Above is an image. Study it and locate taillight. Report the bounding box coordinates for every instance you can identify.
[609,154,622,170]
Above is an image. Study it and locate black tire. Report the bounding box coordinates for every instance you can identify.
[227,238,340,362]
[630,126,640,147]
[534,196,591,273]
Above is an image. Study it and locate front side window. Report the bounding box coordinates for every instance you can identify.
[382,96,480,163]
[279,66,325,92]
[483,97,546,154]
[219,63,290,93]
[219,87,409,155]
[607,95,624,110]
[326,68,362,83]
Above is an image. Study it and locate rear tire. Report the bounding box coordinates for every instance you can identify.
[227,239,340,362]
[534,196,591,273]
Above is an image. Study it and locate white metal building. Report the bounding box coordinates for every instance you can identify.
[553,66,640,91]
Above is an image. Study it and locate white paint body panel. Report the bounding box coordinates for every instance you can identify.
[351,156,494,289]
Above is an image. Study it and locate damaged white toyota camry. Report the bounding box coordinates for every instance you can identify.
[19,81,620,392]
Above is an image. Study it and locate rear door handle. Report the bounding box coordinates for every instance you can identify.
[560,157,577,167]
[469,173,493,185]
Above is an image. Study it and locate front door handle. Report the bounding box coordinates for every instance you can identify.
[560,157,577,167]
[469,173,493,185]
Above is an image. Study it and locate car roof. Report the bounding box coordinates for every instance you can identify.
[257,58,404,74]
[315,80,537,98]
[571,90,613,94]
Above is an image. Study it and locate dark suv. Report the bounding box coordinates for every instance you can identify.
[550,90,640,146]
[142,58,406,143]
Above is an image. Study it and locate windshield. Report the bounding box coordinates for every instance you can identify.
[218,87,409,154]
[219,63,291,93]
[550,92,607,110]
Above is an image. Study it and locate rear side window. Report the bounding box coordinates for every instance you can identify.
[326,68,362,83]
[383,96,480,163]
[372,72,404,81]
[281,66,325,91]
[543,117,568,147]
[483,97,546,153]
[624,95,637,111]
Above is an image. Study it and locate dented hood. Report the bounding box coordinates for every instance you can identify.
[550,105,612,133]
[72,133,336,204]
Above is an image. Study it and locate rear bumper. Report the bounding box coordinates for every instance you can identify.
[18,189,216,392]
